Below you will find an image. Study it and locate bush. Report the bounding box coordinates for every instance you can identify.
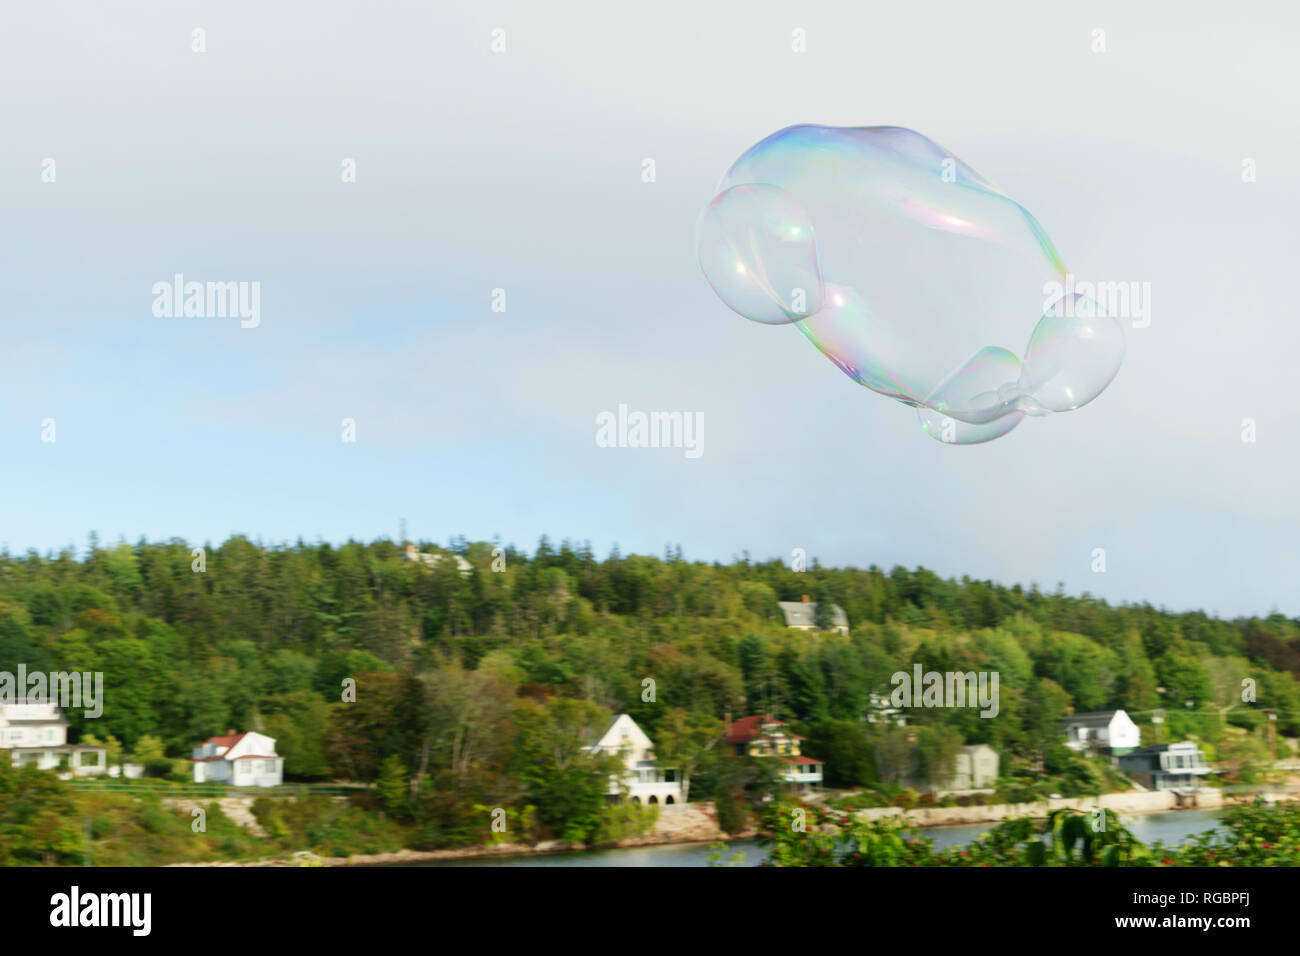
[715,792,749,835]
[594,802,658,844]
[891,788,919,810]
[143,758,174,779]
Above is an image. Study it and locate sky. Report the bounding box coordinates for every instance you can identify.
[1,1,1296,618]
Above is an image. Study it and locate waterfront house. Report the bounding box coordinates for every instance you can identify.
[0,700,107,776]
[1117,741,1213,792]
[1060,709,1140,755]
[948,744,999,791]
[724,714,824,793]
[190,730,283,787]
[778,596,849,636]
[585,714,682,805]
[901,743,999,794]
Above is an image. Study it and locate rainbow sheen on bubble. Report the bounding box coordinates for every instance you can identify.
[697,125,1124,444]
[697,184,823,324]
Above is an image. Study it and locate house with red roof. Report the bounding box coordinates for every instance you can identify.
[724,714,823,793]
[190,729,283,787]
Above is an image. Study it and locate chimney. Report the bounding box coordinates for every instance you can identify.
[801,594,810,603]
[724,712,731,734]
[227,729,235,736]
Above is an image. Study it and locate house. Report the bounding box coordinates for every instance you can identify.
[0,700,107,777]
[947,744,999,791]
[404,543,472,576]
[1118,741,1214,792]
[191,730,283,787]
[1060,709,1140,756]
[901,743,999,794]
[867,691,908,727]
[584,714,681,805]
[778,596,849,636]
[724,714,824,793]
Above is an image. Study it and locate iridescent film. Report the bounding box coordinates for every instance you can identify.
[697,125,1124,443]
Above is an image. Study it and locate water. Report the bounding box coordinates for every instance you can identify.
[918,808,1228,851]
[423,841,754,868]
[419,808,1229,867]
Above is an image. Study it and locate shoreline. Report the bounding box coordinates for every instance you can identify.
[166,789,1294,867]
[166,829,759,867]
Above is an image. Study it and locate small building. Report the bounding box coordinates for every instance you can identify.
[1118,741,1214,792]
[1060,709,1140,756]
[0,700,107,776]
[585,714,681,805]
[404,543,472,576]
[778,596,849,636]
[948,744,999,791]
[867,691,908,727]
[725,714,824,793]
[191,730,283,787]
[902,743,999,794]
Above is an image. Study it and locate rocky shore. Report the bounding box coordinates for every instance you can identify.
[164,789,1291,867]
[165,802,751,867]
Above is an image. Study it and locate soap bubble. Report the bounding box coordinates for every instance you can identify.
[696,184,823,324]
[697,125,1124,443]
[1020,292,1126,413]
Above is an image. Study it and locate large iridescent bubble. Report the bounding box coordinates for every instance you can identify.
[697,125,1123,443]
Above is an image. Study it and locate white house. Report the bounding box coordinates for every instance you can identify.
[778,596,849,636]
[904,743,999,794]
[0,700,107,777]
[867,691,908,727]
[1061,709,1141,755]
[191,730,283,787]
[947,744,999,791]
[404,543,472,576]
[1117,741,1214,792]
[585,714,682,805]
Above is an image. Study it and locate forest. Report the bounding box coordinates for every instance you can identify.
[0,533,1296,849]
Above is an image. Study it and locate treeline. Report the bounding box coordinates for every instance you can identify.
[0,535,1296,841]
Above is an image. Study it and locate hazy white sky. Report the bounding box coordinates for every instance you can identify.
[1,1,1296,617]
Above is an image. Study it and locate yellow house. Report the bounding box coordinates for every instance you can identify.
[724,714,823,792]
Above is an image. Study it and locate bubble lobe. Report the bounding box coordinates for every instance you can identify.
[697,183,823,325]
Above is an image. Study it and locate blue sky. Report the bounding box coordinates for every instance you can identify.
[1,1,1296,618]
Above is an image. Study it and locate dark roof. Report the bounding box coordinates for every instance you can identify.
[778,601,849,629]
[1060,710,1124,728]
[1120,741,1202,757]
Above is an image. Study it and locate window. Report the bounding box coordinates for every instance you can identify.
[264,759,276,774]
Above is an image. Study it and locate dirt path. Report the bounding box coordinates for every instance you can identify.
[163,797,268,838]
